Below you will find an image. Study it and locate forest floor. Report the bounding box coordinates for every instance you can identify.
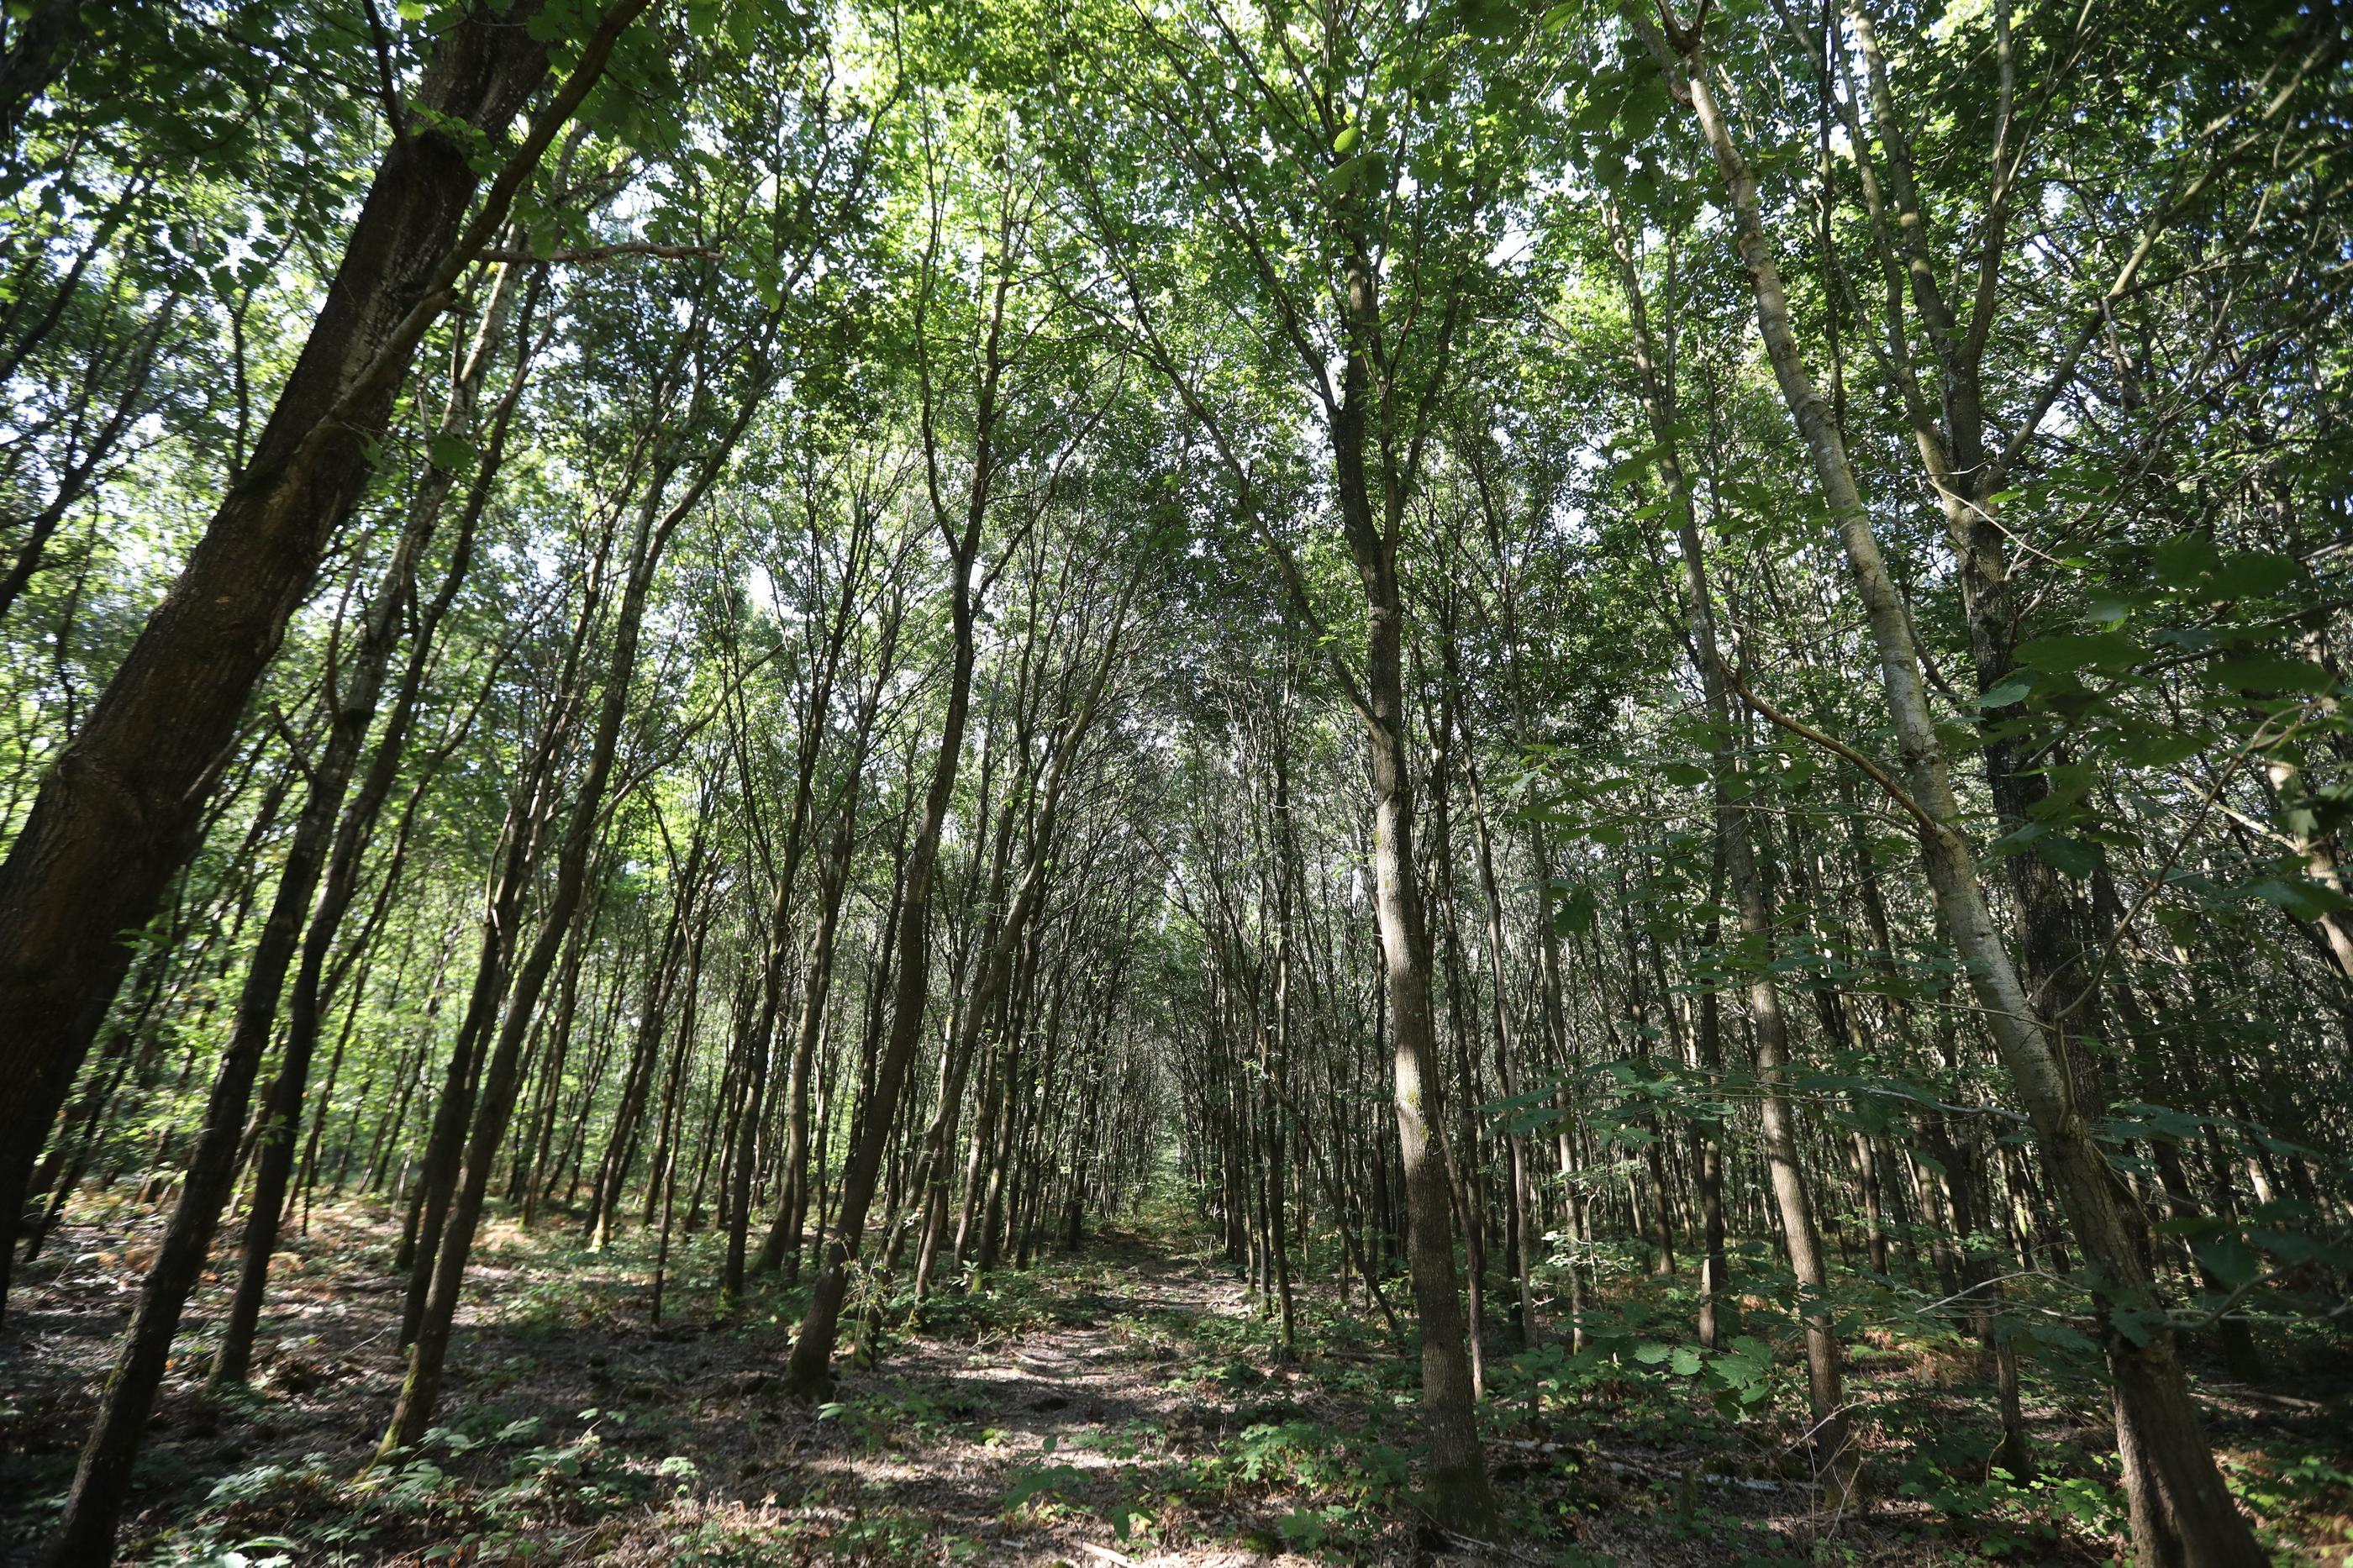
[3,1191,2350,1567]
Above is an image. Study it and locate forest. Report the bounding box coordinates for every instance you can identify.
[0,0,2348,1563]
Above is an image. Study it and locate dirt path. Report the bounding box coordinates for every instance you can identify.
[719,1243,1276,1565]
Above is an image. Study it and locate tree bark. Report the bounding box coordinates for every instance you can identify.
[379,459,683,1455]
[1658,23,2261,1560]
[0,0,626,1319]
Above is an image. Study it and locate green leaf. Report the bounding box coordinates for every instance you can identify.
[2208,550,2298,597]
[1551,881,1598,936]
[2207,654,2331,695]
[2030,835,2101,876]
[2118,729,2206,769]
[2150,533,2217,587]
[1324,152,1378,193]
[1670,1346,1702,1376]
[2016,630,2138,676]
[2193,1236,2261,1290]
[426,433,476,472]
[2248,877,2352,921]
[1632,1340,1671,1365]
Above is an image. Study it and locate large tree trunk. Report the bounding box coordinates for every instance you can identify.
[39,523,428,1562]
[0,0,606,1318]
[0,0,84,141]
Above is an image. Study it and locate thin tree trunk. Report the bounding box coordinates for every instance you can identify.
[1656,25,2261,1557]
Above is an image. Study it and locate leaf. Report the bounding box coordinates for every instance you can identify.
[2019,1321,2098,1358]
[2193,1236,2261,1290]
[1670,1345,1702,1376]
[1333,124,1361,155]
[2207,654,2331,695]
[1551,882,1598,936]
[2016,630,2138,676]
[2207,550,2299,597]
[1632,1340,1671,1365]
[1324,152,1378,193]
[2150,533,2217,587]
[2117,728,2206,769]
[2108,1306,2167,1347]
[1003,1461,1088,1508]
[2030,834,2101,877]
[426,433,476,472]
[2247,877,2351,921]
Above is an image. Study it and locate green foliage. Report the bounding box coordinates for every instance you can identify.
[1895,1455,2125,1559]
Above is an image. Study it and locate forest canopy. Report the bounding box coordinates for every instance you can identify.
[0,0,2349,1563]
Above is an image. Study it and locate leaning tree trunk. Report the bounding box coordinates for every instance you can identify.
[0,0,86,142]
[379,471,679,1457]
[782,552,978,1399]
[0,0,643,1319]
[1660,24,2261,1562]
[40,524,427,1564]
[211,258,534,1390]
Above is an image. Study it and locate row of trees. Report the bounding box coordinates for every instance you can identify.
[4,0,2347,1562]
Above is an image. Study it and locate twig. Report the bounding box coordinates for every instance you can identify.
[1600,1454,1820,1496]
[2048,713,2300,1018]
[1719,660,1949,845]
[1430,1525,1552,1564]
[359,0,408,138]
[474,242,719,265]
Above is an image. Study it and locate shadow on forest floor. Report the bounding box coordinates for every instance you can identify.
[3,1192,2349,1565]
